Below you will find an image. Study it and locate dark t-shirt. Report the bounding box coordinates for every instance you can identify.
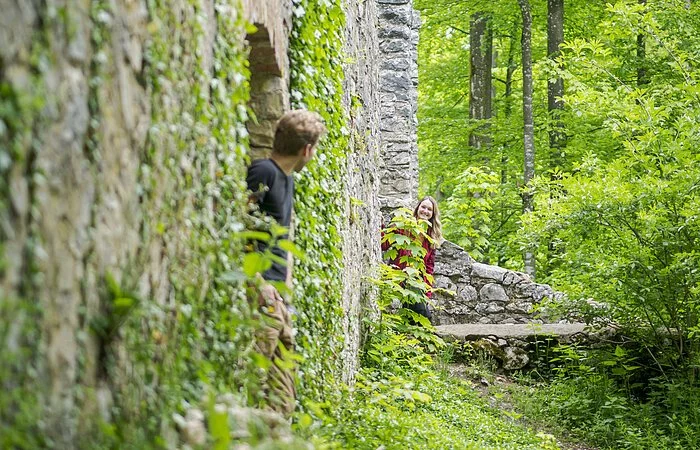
[246,158,294,281]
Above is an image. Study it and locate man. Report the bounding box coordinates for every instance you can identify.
[245,109,326,417]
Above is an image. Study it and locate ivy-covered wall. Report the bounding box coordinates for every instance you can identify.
[0,0,381,447]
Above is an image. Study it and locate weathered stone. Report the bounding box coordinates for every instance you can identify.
[378,4,412,23]
[457,285,478,303]
[379,39,410,54]
[381,58,410,71]
[503,347,529,370]
[434,275,456,292]
[502,270,529,286]
[380,70,411,91]
[506,301,533,315]
[485,304,505,314]
[480,283,508,303]
[379,25,411,40]
[340,0,383,383]
[472,263,508,282]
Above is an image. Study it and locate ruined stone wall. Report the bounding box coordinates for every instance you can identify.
[433,242,566,325]
[1,1,153,443]
[340,0,383,381]
[1,0,386,444]
[0,0,288,445]
[377,0,421,213]
[244,0,292,158]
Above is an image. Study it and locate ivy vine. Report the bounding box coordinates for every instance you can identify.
[288,0,350,406]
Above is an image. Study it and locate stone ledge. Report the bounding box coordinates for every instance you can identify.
[436,322,587,341]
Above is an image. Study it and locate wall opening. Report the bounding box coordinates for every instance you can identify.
[246,25,288,160]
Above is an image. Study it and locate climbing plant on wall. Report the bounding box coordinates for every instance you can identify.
[288,0,350,405]
[84,0,262,445]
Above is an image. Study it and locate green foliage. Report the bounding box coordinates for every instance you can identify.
[513,366,700,449]
[441,167,499,260]
[299,363,563,449]
[519,2,700,373]
[288,0,349,406]
[0,7,50,448]
[0,298,44,449]
[78,0,262,445]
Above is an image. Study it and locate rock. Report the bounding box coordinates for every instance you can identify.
[503,347,529,370]
[457,285,478,303]
[480,283,509,303]
[177,408,206,447]
[471,263,508,282]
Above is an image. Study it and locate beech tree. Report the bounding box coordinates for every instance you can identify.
[547,0,565,173]
[517,0,536,278]
[469,12,493,151]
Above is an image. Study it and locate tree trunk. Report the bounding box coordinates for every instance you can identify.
[469,12,493,151]
[548,0,566,173]
[637,0,649,86]
[498,21,519,267]
[518,0,536,279]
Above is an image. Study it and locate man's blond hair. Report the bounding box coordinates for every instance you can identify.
[273,110,327,156]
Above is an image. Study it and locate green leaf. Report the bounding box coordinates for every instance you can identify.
[236,230,271,242]
[242,252,272,277]
[278,239,305,259]
[218,270,248,284]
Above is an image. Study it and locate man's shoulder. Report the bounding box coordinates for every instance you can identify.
[249,158,276,172]
[247,158,276,182]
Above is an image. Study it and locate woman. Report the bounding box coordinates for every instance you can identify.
[382,196,443,321]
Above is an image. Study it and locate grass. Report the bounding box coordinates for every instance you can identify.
[297,365,562,450]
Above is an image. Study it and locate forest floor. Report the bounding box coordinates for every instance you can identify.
[447,363,599,450]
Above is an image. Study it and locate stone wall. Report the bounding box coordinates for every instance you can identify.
[242,0,292,78]
[244,1,292,158]
[2,1,153,442]
[433,241,566,325]
[339,0,383,381]
[1,0,385,444]
[377,0,421,213]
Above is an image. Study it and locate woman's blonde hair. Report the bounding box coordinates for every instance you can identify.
[413,196,443,248]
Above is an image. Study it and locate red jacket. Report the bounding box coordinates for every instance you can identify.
[381,229,435,298]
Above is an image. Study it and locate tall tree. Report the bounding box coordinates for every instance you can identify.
[637,0,649,86]
[547,0,565,173]
[469,13,493,150]
[518,0,536,278]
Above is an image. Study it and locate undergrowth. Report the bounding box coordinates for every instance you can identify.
[509,345,700,450]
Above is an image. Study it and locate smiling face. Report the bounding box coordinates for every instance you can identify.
[416,199,434,221]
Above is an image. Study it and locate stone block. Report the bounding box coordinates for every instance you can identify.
[480,283,509,303]
[503,347,529,370]
[380,70,411,91]
[506,301,533,315]
[381,58,410,71]
[379,39,410,54]
[485,304,505,314]
[378,4,412,23]
[379,25,411,40]
[471,262,508,282]
[457,285,478,303]
[378,0,410,5]
[434,275,456,291]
